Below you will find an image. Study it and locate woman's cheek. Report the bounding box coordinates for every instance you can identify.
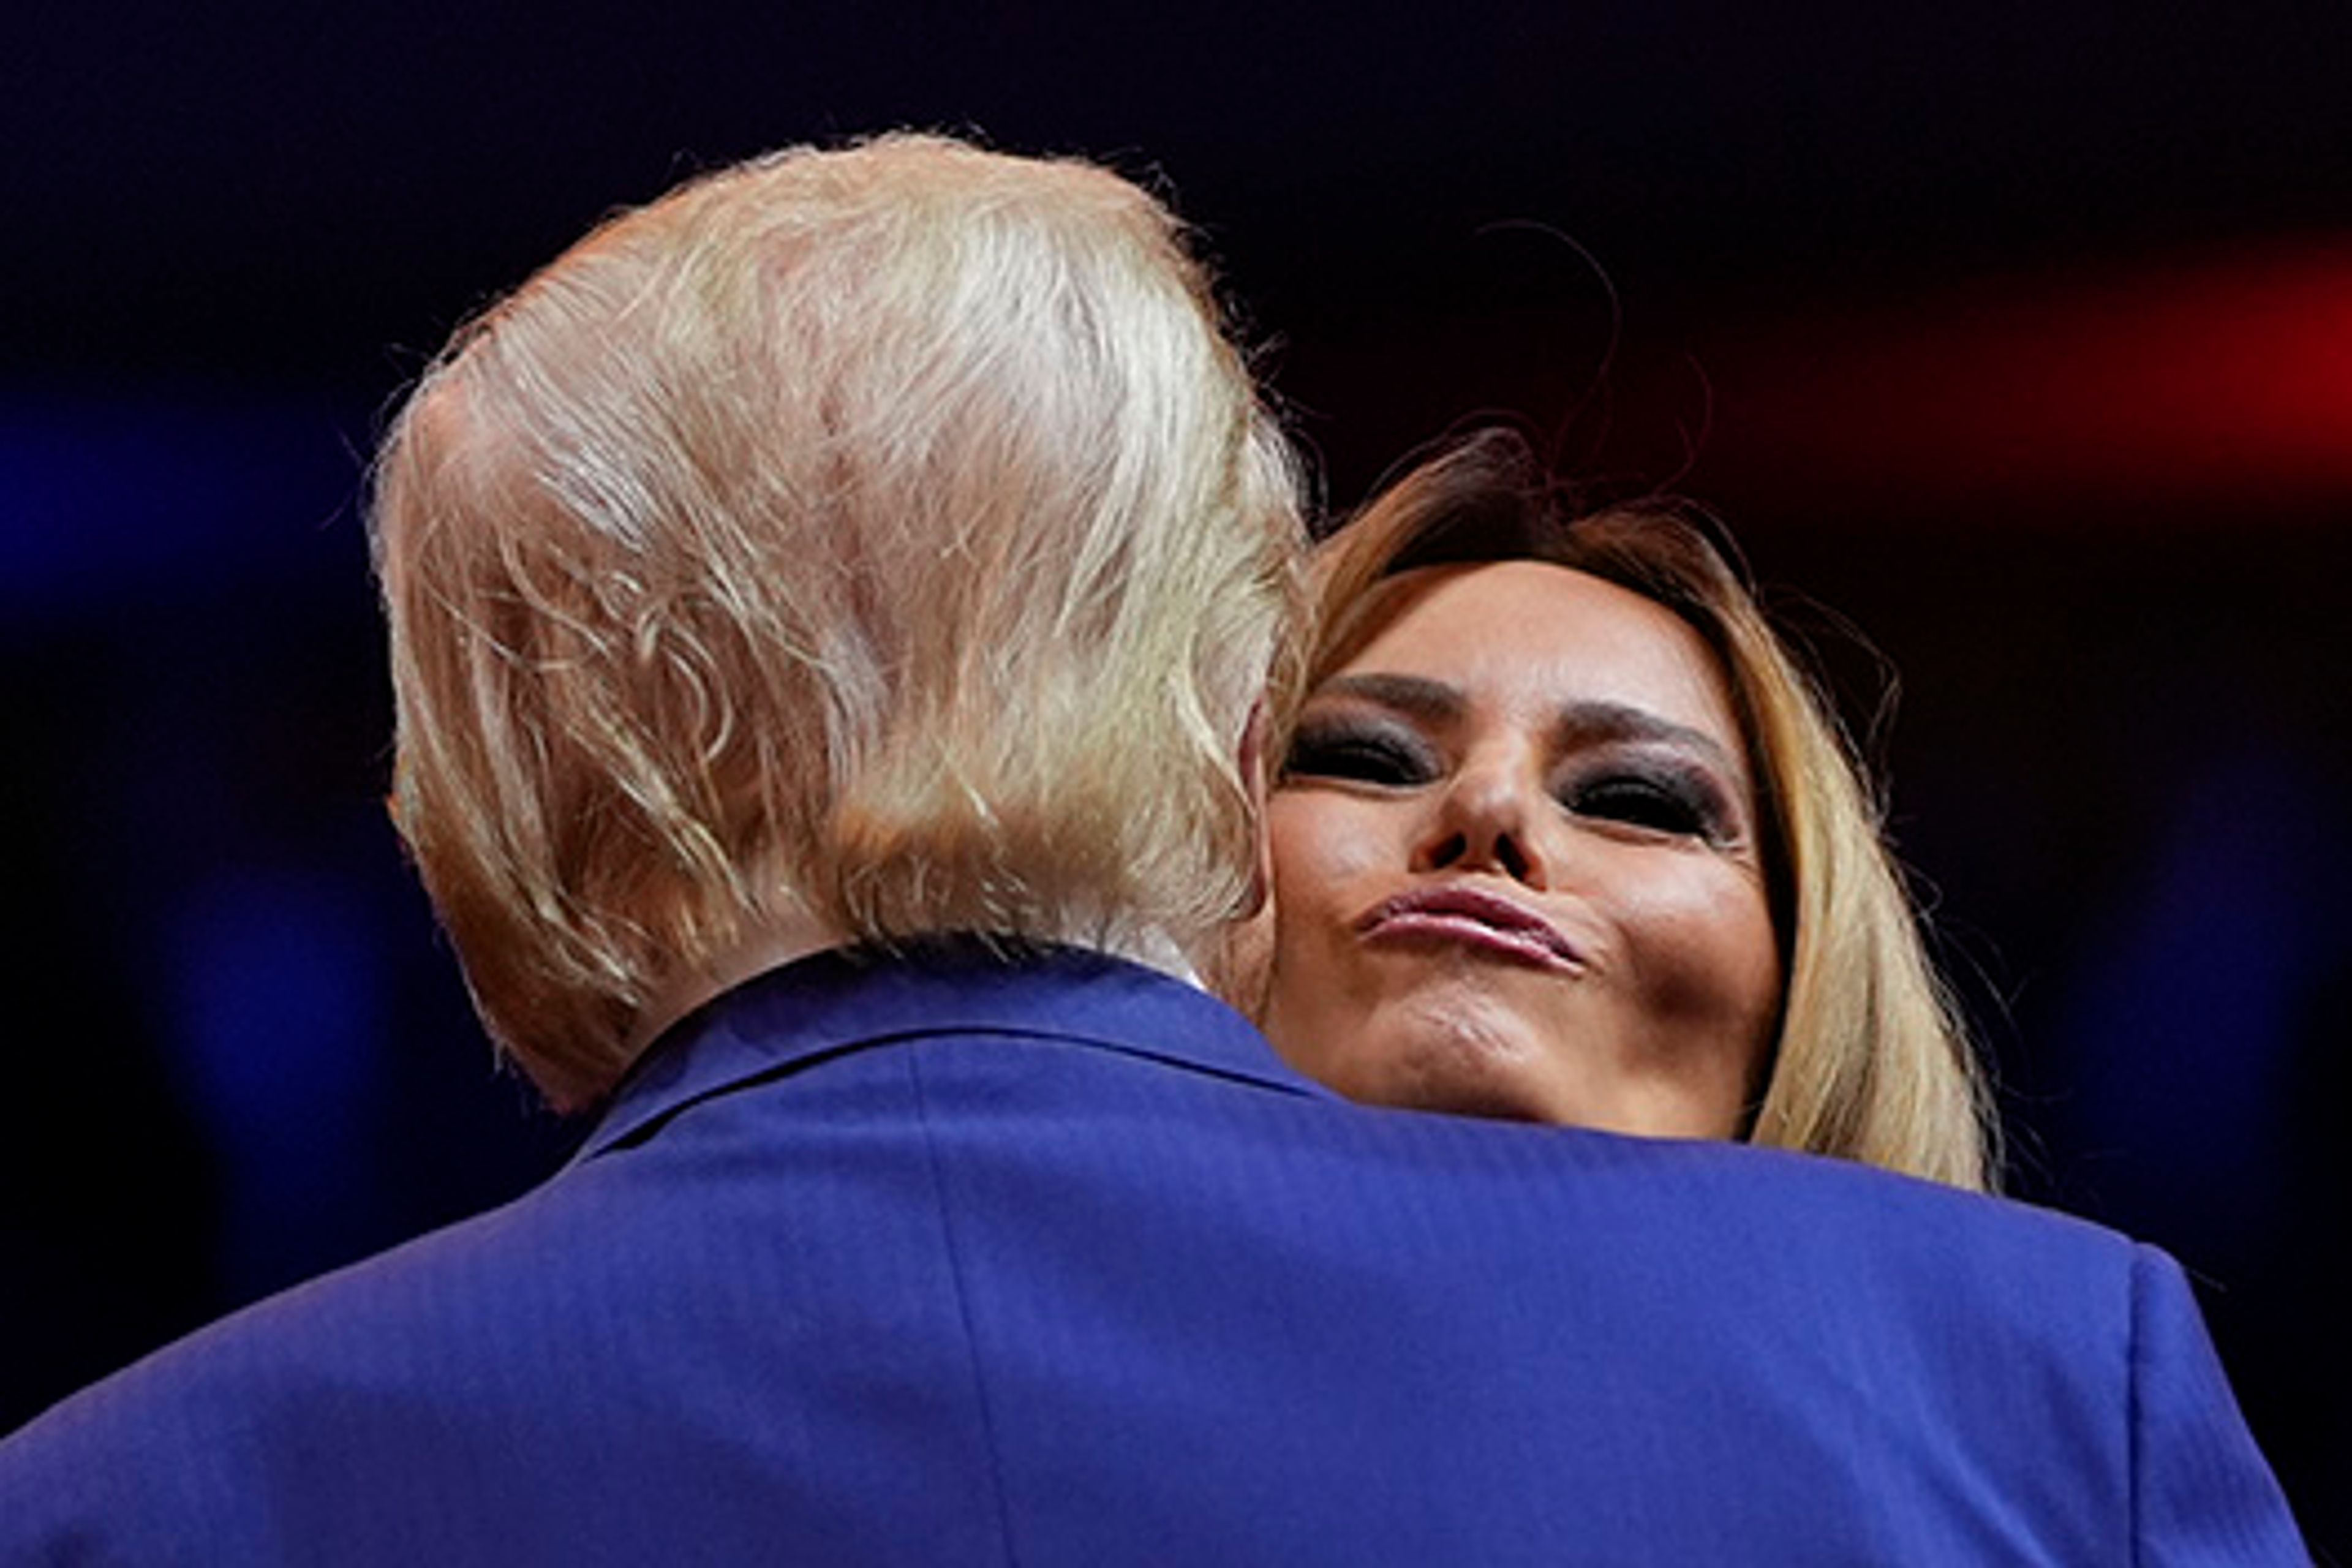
[1270,796,1382,908]
[1619,868,1780,1031]
[1308,804,1392,888]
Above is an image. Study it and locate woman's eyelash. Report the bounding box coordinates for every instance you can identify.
[1560,769,1728,842]
[1282,720,1738,844]
[1281,723,1434,787]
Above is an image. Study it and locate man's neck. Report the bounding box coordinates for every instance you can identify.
[625,910,844,1057]
[1106,927,1203,989]
[626,915,1206,1058]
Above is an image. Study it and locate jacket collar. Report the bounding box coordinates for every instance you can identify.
[575,938,1331,1162]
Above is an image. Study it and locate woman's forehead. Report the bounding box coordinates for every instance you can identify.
[1333,560,1741,745]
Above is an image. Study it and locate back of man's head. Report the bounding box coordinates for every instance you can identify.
[371,134,1306,1109]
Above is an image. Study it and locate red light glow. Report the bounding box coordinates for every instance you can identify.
[1703,242,2352,516]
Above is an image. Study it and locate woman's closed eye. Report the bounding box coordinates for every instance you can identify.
[1561,766,1731,843]
[1282,719,1437,788]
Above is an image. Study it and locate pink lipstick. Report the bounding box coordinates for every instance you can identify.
[1357,886,1585,971]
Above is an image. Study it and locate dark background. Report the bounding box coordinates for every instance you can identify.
[6,1,2347,1550]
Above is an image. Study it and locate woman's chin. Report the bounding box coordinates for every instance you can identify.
[1347,1012,1570,1125]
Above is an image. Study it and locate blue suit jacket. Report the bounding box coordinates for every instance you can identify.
[0,944,2304,1563]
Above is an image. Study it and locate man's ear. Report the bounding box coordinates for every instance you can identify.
[1197,697,1276,1016]
[1236,698,1273,919]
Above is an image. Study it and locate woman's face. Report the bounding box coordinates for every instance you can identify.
[1260,559,1781,1137]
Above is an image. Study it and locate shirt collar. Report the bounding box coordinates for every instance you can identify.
[574,937,1330,1162]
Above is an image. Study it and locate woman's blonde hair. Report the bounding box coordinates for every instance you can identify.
[1293,429,1993,1189]
[371,134,1306,1110]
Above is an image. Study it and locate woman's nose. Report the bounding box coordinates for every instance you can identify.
[1411,757,1548,886]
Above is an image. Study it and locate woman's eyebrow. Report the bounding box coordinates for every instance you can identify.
[1554,700,1742,777]
[1312,672,1463,722]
